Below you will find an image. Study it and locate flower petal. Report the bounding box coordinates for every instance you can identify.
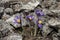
[38,24,42,28]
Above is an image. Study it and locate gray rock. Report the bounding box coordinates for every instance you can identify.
[7,33,22,40]
[4,8,13,15]
[48,18,60,26]
[0,7,4,13]
[42,23,53,36]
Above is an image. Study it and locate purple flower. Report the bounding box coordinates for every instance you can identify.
[35,9,44,16]
[36,19,43,28]
[13,16,21,24]
[26,15,34,21]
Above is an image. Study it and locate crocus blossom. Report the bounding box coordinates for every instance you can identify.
[36,19,43,28]
[13,16,21,24]
[26,15,34,21]
[35,9,44,16]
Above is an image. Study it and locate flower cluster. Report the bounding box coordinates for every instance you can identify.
[13,9,44,28]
